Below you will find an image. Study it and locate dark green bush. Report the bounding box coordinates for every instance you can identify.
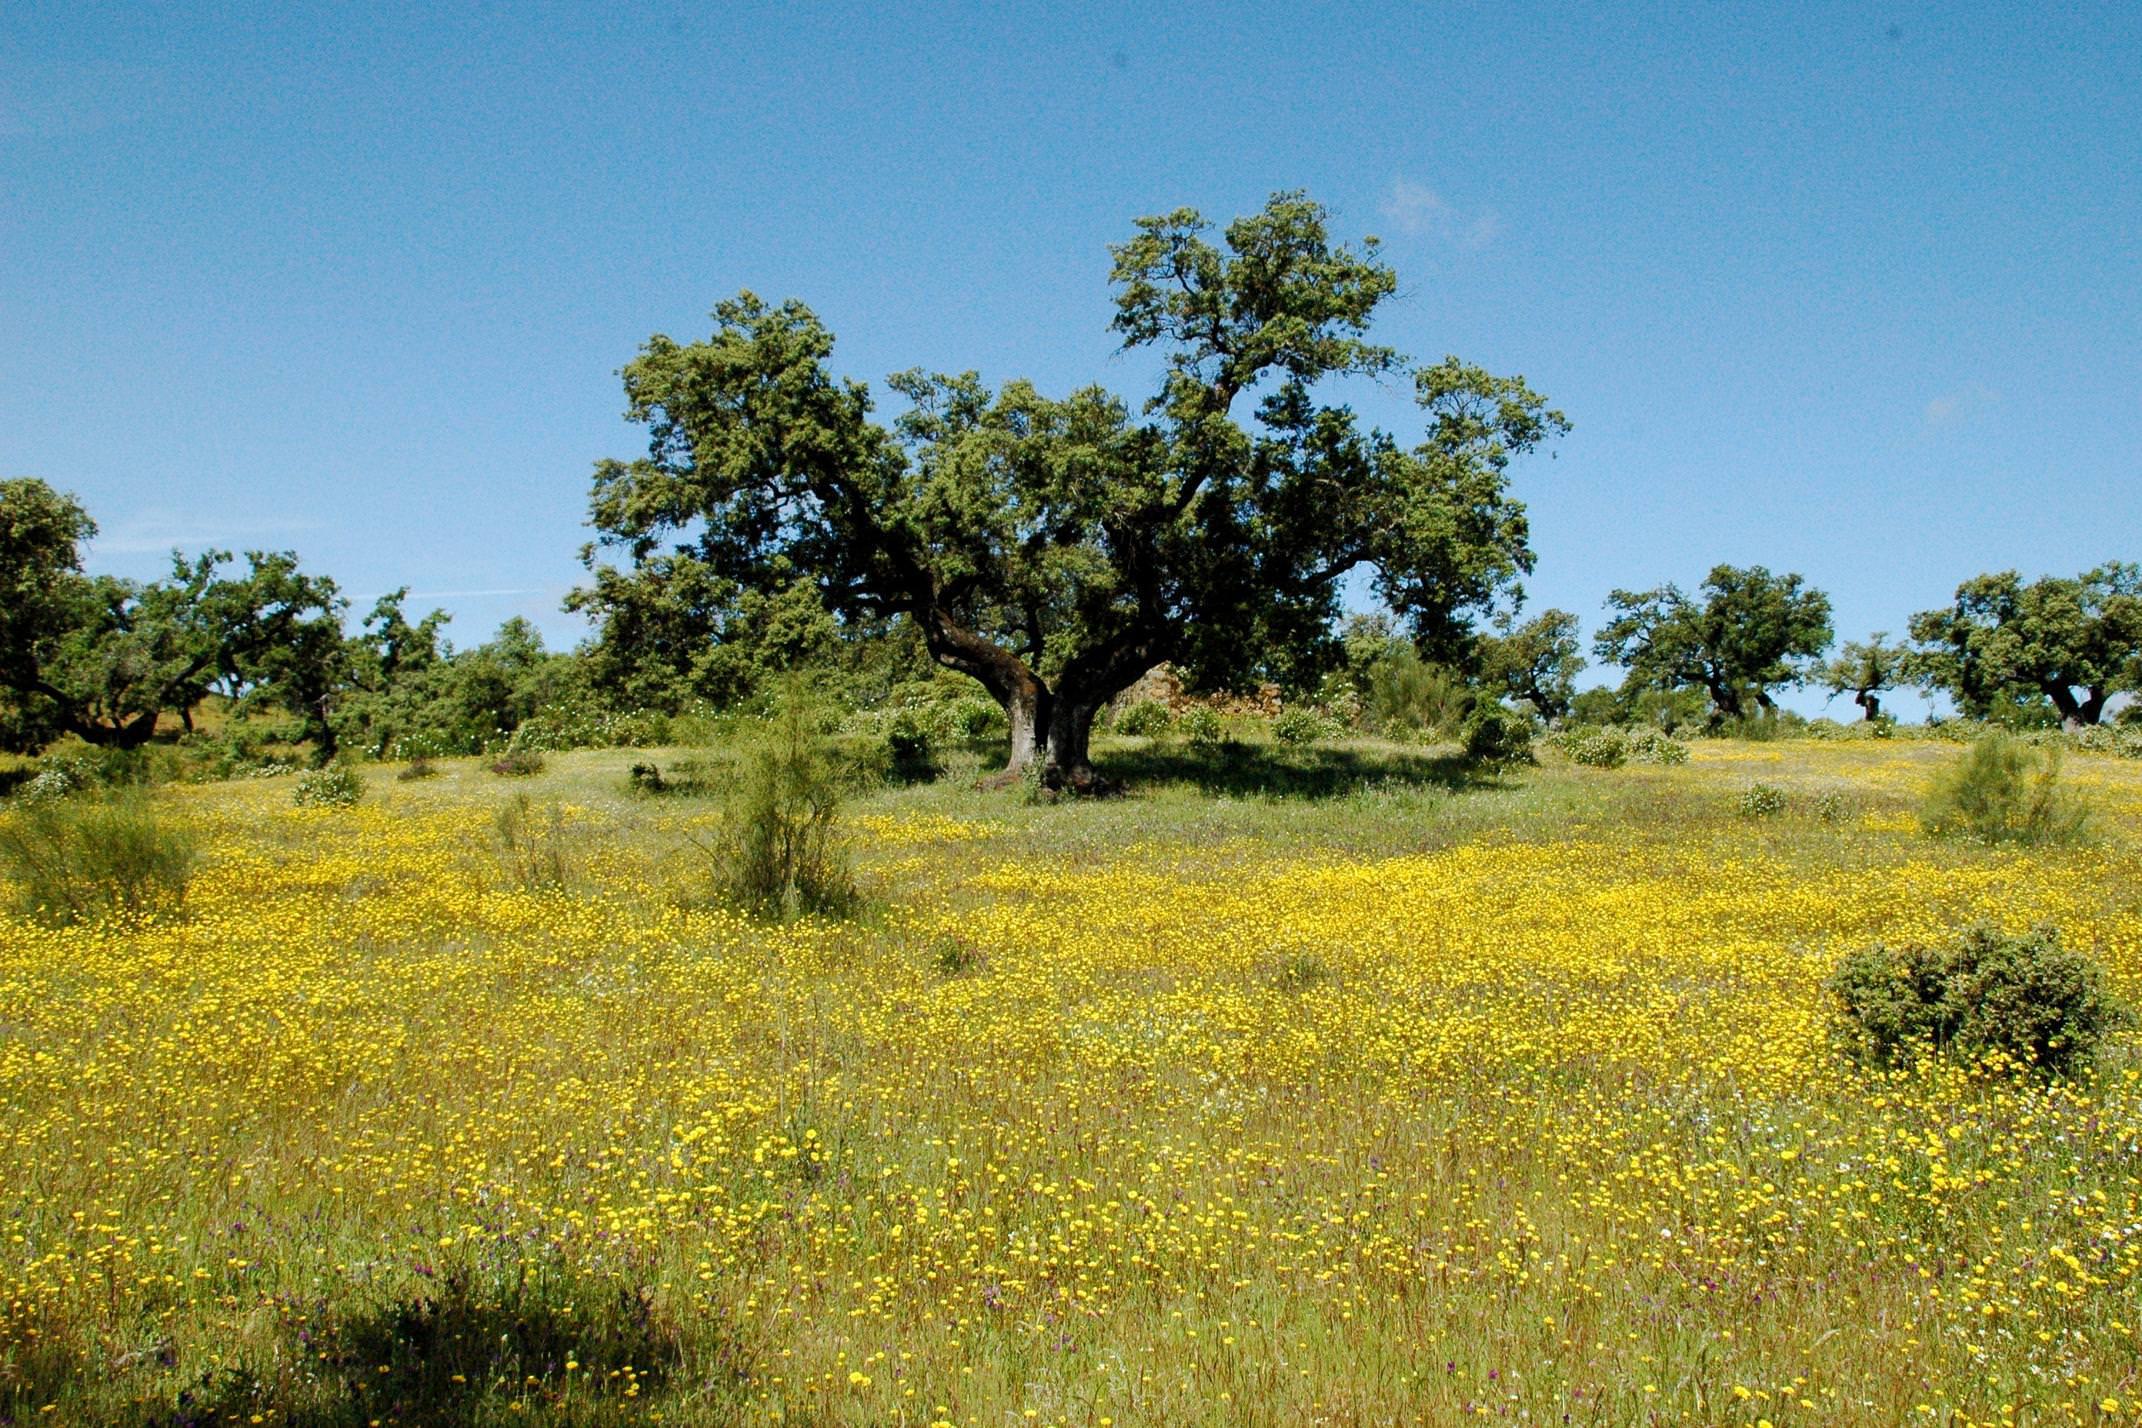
[0,794,198,926]
[1827,924,2129,1076]
[395,755,439,782]
[1272,706,1335,745]
[1462,705,1534,767]
[1117,700,1173,737]
[1361,647,1468,738]
[1922,732,2087,845]
[884,708,941,783]
[931,934,985,976]
[488,749,546,778]
[1179,706,1225,751]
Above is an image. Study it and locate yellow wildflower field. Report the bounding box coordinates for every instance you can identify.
[2,741,2140,1425]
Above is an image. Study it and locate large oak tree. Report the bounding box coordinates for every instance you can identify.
[577,193,1566,787]
[1908,565,2142,728]
[1595,565,1833,726]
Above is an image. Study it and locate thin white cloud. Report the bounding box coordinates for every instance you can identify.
[403,589,535,600]
[88,514,319,556]
[1378,177,1500,251]
[1924,384,1999,429]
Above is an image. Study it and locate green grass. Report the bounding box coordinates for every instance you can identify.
[4,733,2138,1426]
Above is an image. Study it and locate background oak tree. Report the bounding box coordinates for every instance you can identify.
[575,192,1566,787]
[1908,565,2142,728]
[1595,565,1833,728]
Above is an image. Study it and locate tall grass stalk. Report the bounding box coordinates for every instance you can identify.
[1922,731,2089,845]
[701,696,856,919]
[0,793,197,925]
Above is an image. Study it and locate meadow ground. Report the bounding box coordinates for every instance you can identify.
[2,736,2141,1426]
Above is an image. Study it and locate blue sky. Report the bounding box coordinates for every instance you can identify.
[4,2,2137,715]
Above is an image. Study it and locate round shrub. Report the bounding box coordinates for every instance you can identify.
[293,764,362,808]
[884,714,939,784]
[1738,783,1787,817]
[1179,706,1224,751]
[1626,729,1690,765]
[395,756,440,782]
[1561,728,1628,769]
[1271,706,1332,745]
[489,750,546,778]
[1462,705,1533,767]
[1827,924,2129,1076]
[1117,700,1173,737]
[17,763,90,805]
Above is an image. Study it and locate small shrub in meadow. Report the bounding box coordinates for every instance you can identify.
[176,1266,681,1426]
[395,756,439,782]
[1921,732,2087,845]
[488,749,546,778]
[1561,728,1629,768]
[1462,704,1534,767]
[1738,782,1787,818]
[1828,924,2129,1076]
[493,793,582,892]
[885,709,940,783]
[1117,700,1173,737]
[1272,706,1333,745]
[16,763,89,805]
[1626,728,1690,765]
[1179,706,1225,751]
[701,700,856,919]
[931,934,985,976]
[0,793,197,926]
[1814,790,1847,822]
[626,761,667,794]
[293,764,363,808]
[1265,950,1333,992]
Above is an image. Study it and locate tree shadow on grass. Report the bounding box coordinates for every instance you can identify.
[148,1270,701,1428]
[1100,741,1494,800]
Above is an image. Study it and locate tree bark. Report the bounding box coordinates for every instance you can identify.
[918,608,1051,773]
[1855,689,1882,721]
[1042,697,1103,792]
[63,710,160,749]
[1004,683,1051,773]
[1705,681,1744,727]
[2045,682,2104,730]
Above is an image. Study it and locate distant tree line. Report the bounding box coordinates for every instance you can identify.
[4,194,2137,769]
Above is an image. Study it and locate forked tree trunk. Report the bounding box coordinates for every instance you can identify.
[1854,689,1882,721]
[2045,683,2110,731]
[1042,697,1103,792]
[64,709,161,749]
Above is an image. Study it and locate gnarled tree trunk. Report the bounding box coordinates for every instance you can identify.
[1003,684,1051,773]
[1042,697,1104,792]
